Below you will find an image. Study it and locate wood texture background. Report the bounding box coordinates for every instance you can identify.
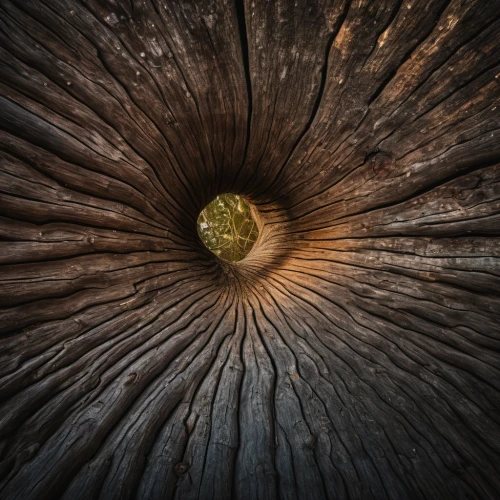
[1,0,500,498]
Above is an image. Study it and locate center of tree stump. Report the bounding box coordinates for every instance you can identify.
[197,194,259,262]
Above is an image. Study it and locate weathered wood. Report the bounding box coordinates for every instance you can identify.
[1,0,500,498]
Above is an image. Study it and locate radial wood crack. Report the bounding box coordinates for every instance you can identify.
[1,0,500,499]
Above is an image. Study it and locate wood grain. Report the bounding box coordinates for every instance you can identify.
[1,0,499,498]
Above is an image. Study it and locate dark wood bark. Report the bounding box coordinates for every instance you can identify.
[1,0,500,498]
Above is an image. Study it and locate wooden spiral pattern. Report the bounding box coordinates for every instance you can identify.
[1,0,500,498]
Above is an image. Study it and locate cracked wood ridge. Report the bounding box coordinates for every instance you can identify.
[1,0,500,499]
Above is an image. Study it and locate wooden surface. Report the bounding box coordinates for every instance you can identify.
[1,0,500,498]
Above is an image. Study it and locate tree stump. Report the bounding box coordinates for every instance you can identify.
[1,0,500,498]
